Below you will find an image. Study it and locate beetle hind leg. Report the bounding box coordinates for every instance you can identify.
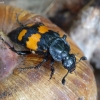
[10,47,31,55]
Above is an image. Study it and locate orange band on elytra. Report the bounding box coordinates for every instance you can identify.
[26,33,41,50]
[18,29,27,41]
[38,26,49,34]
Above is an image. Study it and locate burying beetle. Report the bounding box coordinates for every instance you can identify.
[6,14,87,84]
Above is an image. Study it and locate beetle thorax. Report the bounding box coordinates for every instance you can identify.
[49,38,70,61]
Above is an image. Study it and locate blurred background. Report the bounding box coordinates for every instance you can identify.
[1,0,100,99]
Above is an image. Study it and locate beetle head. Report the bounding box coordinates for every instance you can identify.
[62,55,87,84]
[62,54,76,72]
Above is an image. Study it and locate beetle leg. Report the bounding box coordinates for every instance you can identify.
[34,52,49,69]
[62,34,67,40]
[34,56,48,69]
[0,37,31,55]
[49,58,55,79]
[10,47,31,55]
[15,13,25,27]
[18,52,49,70]
[0,37,11,47]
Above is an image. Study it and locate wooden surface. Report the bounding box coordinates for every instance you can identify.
[0,4,97,100]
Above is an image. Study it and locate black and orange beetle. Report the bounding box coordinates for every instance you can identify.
[7,14,87,84]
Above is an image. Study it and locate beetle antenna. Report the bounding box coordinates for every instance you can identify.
[76,56,87,64]
[62,71,69,85]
